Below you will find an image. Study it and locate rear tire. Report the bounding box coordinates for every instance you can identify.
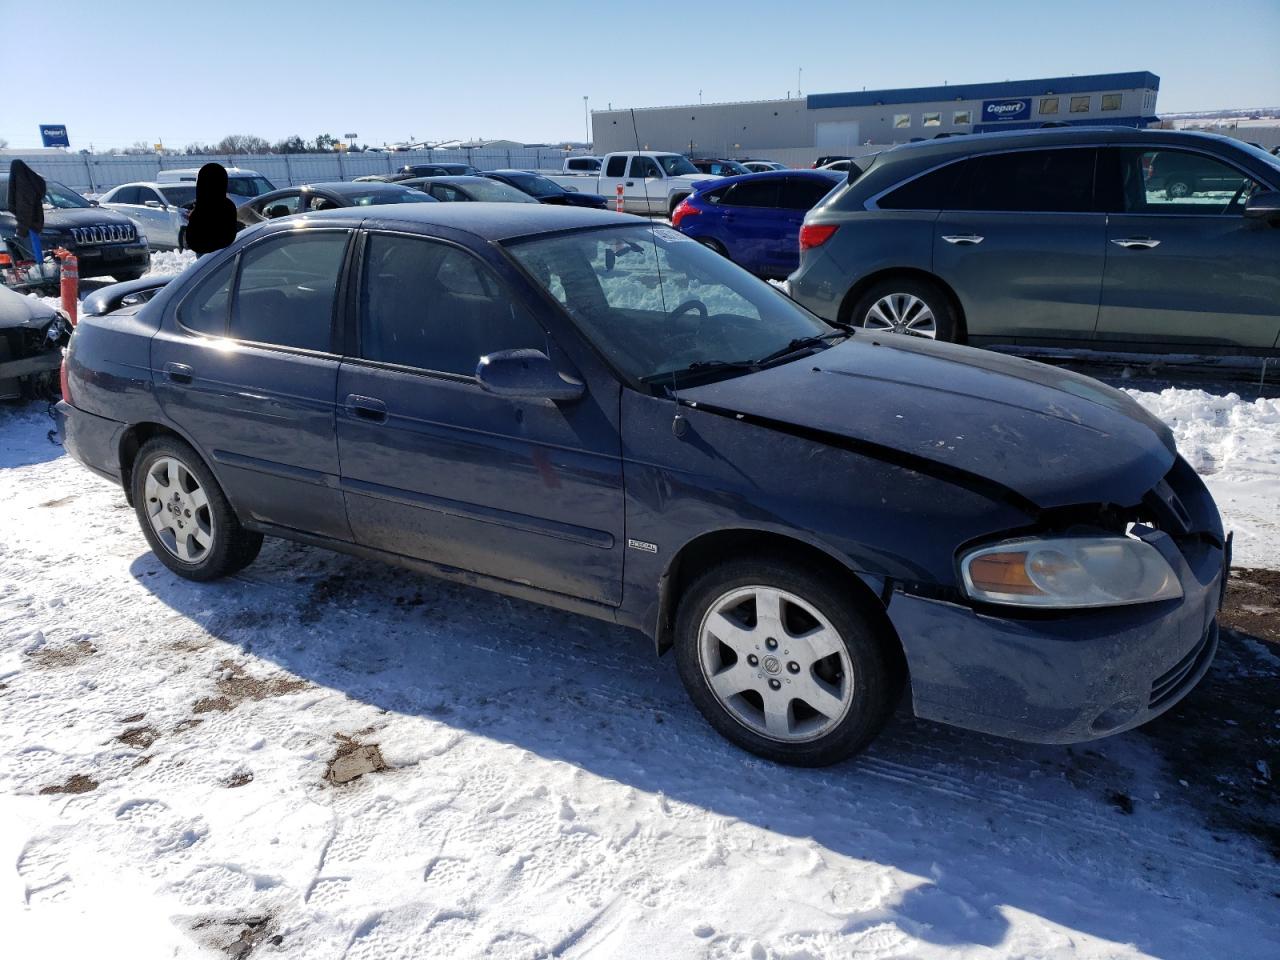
[849,276,957,342]
[1165,178,1193,199]
[131,436,263,581]
[669,194,690,218]
[674,558,902,766]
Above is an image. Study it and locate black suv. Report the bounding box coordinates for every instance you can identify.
[2,176,150,289]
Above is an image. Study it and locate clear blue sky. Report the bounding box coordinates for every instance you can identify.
[3,0,1278,150]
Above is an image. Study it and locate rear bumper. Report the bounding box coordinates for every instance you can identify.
[888,531,1225,744]
[56,400,125,486]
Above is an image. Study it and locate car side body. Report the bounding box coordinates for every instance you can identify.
[788,127,1280,354]
[98,181,195,250]
[55,205,1225,760]
[482,170,609,208]
[399,176,538,204]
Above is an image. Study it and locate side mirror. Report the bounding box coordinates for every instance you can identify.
[1243,190,1280,220]
[476,349,584,402]
[89,199,99,206]
[144,200,164,209]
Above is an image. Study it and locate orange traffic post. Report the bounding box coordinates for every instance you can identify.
[615,183,624,213]
[54,248,79,325]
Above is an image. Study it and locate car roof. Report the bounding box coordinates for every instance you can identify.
[880,125,1249,161]
[301,181,414,196]
[157,167,264,177]
[487,169,548,176]
[692,169,842,191]
[402,175,504,187]
[272,202,633,241]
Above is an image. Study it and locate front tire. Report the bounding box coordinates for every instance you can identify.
[674,558,902,766]
[849,276,957,342]
[131,436,263,581]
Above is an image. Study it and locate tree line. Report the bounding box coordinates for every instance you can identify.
[119,134,370,155]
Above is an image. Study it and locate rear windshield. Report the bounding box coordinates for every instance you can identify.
[349,190,436,205]
[497,173,562,198]
[225,176,275,198]
[461,179,538,202]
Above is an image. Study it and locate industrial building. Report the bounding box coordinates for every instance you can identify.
[592,72,1160,163]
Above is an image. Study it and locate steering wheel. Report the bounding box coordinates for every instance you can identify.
[669,299,708,321]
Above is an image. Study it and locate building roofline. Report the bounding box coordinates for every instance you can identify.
[808,72,1160,111]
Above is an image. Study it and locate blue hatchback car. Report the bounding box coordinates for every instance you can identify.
[56,204,1226,766]
[672,170,842,279]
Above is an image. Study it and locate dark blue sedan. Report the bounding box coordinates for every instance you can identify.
[483,169,610,209]
[56,205,1225,765]
[671,170,842,279]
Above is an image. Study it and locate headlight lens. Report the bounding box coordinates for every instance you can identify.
[960,535,1183,609]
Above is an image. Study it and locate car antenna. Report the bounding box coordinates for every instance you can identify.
[630,109,687,439]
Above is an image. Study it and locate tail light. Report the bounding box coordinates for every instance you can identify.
[799,223,839,250]
[671,198,700,229]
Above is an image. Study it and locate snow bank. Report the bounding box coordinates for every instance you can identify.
[1128,387,1280,481]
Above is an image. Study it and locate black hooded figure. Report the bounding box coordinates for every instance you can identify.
[184,163,238,256]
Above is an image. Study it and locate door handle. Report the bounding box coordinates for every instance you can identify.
[344,394,387,423]
[1111,237,1161,249]
[164,362,193,384]
[941,234,984,245]
[625,181,634,187]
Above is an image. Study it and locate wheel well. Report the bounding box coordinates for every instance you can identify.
[654,530,905,671]
[118,422,184,506]
[837,268,968,343]
[669,193,690,215]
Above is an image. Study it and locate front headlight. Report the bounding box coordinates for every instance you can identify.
[959,534,1183,609]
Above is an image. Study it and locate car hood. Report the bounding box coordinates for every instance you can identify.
[680,336,1176,510]
[0,283,59,329]
[35,206,140,230]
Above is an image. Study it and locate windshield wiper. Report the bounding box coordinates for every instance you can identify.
[640,358,758,385]
[753,331,850,367]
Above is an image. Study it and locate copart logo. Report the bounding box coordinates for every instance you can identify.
[982,98,1031,121]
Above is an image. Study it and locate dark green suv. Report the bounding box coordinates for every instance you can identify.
[789,128,1280,355]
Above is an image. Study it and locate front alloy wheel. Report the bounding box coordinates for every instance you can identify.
[698,586,854,742]
[674,559,902,765]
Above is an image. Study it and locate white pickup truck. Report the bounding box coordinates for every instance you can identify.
[547,152,716,217]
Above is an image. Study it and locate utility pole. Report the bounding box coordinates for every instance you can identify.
[583,96,589,146]
[798,67,802,96]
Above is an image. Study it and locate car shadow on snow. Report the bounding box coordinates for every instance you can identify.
[130,539,1280,957]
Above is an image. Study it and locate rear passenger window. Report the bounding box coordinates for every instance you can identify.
[606,156,627,177]
[112,186,140,204]
[723,179,780,208]
[954,149,1097,213]
[178,257,235,336]
[360,235,545,376]
[229,232,347,351]
[779,178,835,210]
[877,163,963,210]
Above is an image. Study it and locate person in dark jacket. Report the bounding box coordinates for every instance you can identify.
[184,163,238,256]
[6,159,47,262]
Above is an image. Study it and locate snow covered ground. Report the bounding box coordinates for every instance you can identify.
[1,360,1278,957]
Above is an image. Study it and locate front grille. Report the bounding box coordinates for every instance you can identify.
[1149,623,1217,709]
[69,223,136,245]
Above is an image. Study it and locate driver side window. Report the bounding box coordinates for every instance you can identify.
[1123,148,1259,215]
[630,156,660,179]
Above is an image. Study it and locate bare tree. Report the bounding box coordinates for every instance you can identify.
[312,133,338,152]
[0,137,8,149]
[122,140,156,155]
[272,135,308,154]
[214,134,271,155]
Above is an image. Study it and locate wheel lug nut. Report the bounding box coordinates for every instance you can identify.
[765,638,778,651]
[747,654,758,667]
[787,661,800,674]
[768,679,781,690]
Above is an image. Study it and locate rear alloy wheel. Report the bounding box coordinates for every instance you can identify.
[675,559,901,765]
[850,277,957,342]
[1165,179,1193,200]
[131,436,263,581]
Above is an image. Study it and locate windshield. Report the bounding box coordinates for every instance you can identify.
[1234,139,1280,182]
[225,176,275,197]
[507,224,837,386]
[462,179,538,202]
[501,173,562,198]
[656,154,699,177]
[1,178,95,209]
[160,185,197,206]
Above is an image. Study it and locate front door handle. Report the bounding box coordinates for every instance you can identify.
[941,234,984,245]
[164,362,193,384]
[1111,237,1161,249]
[344,394,387,423]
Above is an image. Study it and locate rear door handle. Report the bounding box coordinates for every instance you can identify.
[344,394,387,423]
[164,362,193,384]
[1111,237,1161,249]
[625,181,634,187]
[941,234,984,245]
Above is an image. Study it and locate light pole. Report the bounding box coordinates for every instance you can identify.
[583,96,590,147]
